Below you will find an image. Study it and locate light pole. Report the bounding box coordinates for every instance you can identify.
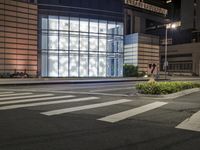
[164,23,176,80]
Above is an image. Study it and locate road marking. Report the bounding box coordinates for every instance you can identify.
[0,94,54,101]
[0,93,32,97]
[0,92,14,95]
[98,102,168,123]
[0,95,74,105]
[90,87,135,92]
[176,110,200,132]
[0,97,98,110]
[41,99,132,116]
[57,91,128,97]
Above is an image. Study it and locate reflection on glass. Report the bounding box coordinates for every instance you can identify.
[99,55,106,77]
[70,54,78,77]
[49,34,58,49]
[117,22,123,35]
[80,18,89,32]
[42,17,48,30]
[42,34,47,49]
[48,52,58,77]
[41,52,48,76]
[70,33,79,50]
[99,35,107,51]
[90,34,98,51]
[107,35,114,52]
[59,17,69,30]
[59,53,68,77]
[118,38,123,52]
[59,34,68,50]
[49,16,58,30]
[108,21,116,35]
[89,55,98,77]
[90,19,98,33]
[70,17,79,31]
[80,35,88,50]
[80,54,88,77]
[99,20,107,34]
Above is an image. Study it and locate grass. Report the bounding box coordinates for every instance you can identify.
[136,81,200,95]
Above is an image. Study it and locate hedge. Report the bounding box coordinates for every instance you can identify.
[136,81,200,95]
[123,64,146,77]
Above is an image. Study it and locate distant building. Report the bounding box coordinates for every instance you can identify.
[124,33,159,73]
[159,0,200,76]
[123,0,168,73]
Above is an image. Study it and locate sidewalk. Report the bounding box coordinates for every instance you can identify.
[0,77,149,85]
[0,76,199,86]
[0,78,145,86]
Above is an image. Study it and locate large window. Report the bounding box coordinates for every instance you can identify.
[41,15,123,77]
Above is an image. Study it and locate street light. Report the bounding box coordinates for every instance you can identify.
[164,23,177,80]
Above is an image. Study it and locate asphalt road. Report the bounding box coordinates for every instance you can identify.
[0,81,200,150]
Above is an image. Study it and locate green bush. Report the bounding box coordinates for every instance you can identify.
[123,64,138,77]
[136,81,200,95]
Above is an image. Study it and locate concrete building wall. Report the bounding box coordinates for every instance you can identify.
[181,0,200,31]
[197,0,200,31]
[160,43,200,76]
[181,0,194,30]
[0,0,38,76]
[124,8,165,35]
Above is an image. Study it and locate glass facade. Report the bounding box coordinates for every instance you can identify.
[40,15,123,77]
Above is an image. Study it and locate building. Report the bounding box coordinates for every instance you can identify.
[1,0,198,78]
[124,33,159,73]
[159,0,200,76]
[124,0,169,35]
[0,0,124,77]
[0,0,38,77]
[123,0,168,73]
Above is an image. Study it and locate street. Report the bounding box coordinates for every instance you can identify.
[0,81,200,150]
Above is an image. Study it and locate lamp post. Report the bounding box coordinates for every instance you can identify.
[164,23,176,80]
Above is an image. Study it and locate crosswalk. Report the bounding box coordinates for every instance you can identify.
[98,102,168,123]
[0,90,199,133]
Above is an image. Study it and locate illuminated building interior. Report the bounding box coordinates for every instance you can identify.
[40,16,124,77]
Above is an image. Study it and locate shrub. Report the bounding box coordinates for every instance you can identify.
[136,81,200,95]
[0,72,11,78]
[123,64,138,77]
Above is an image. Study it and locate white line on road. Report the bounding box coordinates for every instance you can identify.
[0,92,14,95]
[0,95,74,105]
[90,87,135,92]
[0,93,33,97]
[0,94,54,101]
[98,102,168,123]
[176,110,200,132]
[41,99,132,116]
[0,97,98,110]
[56,91,128,97]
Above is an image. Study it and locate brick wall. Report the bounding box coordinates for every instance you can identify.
[0,0,38,76]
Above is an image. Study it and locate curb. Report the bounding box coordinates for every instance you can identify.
[0,78,168,86]
[136,88,200,100]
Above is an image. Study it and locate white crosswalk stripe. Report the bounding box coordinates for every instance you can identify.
[0,92,14,95]
[0,91,199,131]
[0,93,32,97]
[176,110,200,132]
[0,95,74,105]
[98,102,168,123]
[41,99,132,116]
[0,94,54,101]
[0,97,99,110]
